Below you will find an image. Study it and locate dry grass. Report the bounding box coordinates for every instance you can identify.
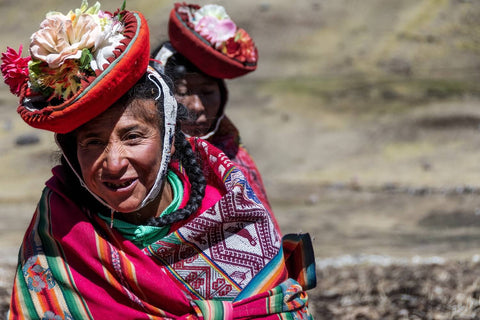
[311,259,480,320]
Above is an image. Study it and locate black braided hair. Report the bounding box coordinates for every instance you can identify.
[146,128,206,227]
[57,72,207,225]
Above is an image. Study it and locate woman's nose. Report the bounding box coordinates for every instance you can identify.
[102,144,128,173]
[185,94,205,113]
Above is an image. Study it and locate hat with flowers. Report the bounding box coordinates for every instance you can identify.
[167,3,258,79]
[0,0,150,133]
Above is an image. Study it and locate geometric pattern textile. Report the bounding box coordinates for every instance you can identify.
[147,139,281,300]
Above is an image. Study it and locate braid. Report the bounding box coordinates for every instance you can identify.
[146,113,207,227]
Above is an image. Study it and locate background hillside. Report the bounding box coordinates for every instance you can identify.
[1,0,480,318]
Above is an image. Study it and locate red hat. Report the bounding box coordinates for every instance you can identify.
[1,2,150,133]
[168,3,258,79]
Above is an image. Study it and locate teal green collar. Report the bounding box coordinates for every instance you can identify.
[99,170,183,248]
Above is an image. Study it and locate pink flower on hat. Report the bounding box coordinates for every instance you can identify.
[2,0,128,102]
[176,3,258,66]
[30,13,100,69]
[0,45,31,96]
[194,16,236,49]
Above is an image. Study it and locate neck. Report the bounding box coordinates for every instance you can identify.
[116,180,173,225]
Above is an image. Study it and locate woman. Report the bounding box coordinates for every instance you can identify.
[2,1,315,318]
[151,3,276,225]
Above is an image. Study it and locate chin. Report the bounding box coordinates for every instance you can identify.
[106,198,142,213]
[183,126,209,137]
[114,206,139,214]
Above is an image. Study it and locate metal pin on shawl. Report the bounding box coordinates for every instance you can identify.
[110,209,115,228]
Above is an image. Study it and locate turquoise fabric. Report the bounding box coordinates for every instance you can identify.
[99,170,183,248]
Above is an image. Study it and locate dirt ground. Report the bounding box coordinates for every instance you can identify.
[2,0,480,319]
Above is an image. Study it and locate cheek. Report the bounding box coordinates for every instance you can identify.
[206,96,222,117]
[137,142,163,175]
[143,145,162,167]
[77,149,101,181]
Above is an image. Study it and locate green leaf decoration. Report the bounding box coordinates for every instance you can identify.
[79,48,93,72]
[28,60,44,77]
[117,0,127,20]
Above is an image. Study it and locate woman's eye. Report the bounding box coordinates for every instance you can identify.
[125,132,144,141]
[200,85,217,96]
[201,90,215,96]
[126,133,139,140]
[175,90,189,98]
[175,85,188,97]
[80,139,104,148]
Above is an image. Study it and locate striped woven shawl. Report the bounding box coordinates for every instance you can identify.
[8,139,316,319]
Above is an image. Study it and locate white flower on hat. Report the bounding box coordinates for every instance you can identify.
[90,18,125,71]
[193,4,231,22]
[192,4,236,48]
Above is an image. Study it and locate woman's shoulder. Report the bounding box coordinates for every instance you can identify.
[189,137,266,206]
[45,165,100,212]
[44,165,70,194]
[189,137,237,178]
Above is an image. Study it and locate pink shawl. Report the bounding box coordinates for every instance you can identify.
[8,139,315,319]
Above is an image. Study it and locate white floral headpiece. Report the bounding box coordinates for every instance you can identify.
[1,0,151,133]
[28,0,125,100]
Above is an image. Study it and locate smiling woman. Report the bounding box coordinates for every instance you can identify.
[1,1,316,318]
[75,99,166,218]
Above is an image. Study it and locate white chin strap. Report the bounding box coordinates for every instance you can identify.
[56,66,178,213]
[183,113,225,140]
[152,42,175,74]
[140,67,178,209]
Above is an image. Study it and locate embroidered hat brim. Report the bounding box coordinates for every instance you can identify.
[168,7,257,79]
[17,11,150,134]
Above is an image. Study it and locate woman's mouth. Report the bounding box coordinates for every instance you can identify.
[104,179,136,191]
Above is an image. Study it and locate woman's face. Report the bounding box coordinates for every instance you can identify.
[174,72,222,136]
[76,99,163,213]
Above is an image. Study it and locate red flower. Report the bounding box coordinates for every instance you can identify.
[1,45,31,96]
[222,28,257,63]
[223,37,241,59]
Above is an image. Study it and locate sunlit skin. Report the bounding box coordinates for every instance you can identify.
[75,99,173,224]
[174,72,222,137]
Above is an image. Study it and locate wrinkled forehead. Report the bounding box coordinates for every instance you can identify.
[76,99,161,136]
[122,98,162,126]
